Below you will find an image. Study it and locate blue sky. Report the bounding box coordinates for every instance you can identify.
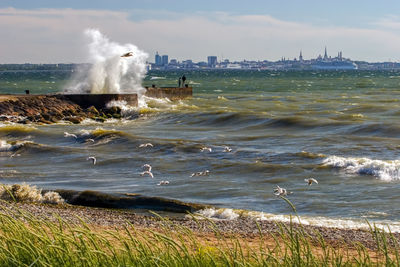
[1,1,400,63]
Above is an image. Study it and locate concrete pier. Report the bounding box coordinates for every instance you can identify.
[0,87,192,109]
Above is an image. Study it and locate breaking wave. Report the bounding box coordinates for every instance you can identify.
[192,208,400,232]
[322,155,400,181]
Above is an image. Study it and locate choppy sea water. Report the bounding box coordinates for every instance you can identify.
[1,69,400,231]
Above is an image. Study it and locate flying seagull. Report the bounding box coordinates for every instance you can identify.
[190,170,210,177]
[140,164,154,178]
[141,171,154,178]
[305,178,318,186]
[87,156,96,165]
[139,143,154,148]
[121,52,134,57]
[200,147,212,152]
[64,132,77,139]
[223,146,232,152]
[273,185,292,197]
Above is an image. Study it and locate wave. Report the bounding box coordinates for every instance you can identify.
[345,123,400,137]
[322,155,400,181]
[183,112,348,130]
[0,124,37,135]
[0,140,34,152]
[192,208,400,232]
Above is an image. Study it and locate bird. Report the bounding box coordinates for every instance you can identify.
[223,146,232,152]
[273,185,292,197]
[305,178,318,186]
[190,170,210,177]
[200,147,212,152]
[87,156,96,165]
[157,180,169,186]
[121,52,134,57]
[64,132,77,139]
[139,143,154,148]
[86,138,95,143]
[141,171,154,178]
[142,164,152,172]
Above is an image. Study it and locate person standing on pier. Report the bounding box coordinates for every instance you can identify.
[178,77,182,87]
[182,75,186,87]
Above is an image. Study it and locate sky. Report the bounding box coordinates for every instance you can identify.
[1,0,400,63]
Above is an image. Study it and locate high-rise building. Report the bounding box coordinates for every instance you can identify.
[155,52,162,66]
[207,56,217,68]
[161,55,168,66]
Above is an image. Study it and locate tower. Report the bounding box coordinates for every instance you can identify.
[323,46,328,60]
[299,50,303,62]
[155,52,162,66]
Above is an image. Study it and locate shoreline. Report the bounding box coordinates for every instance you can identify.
[1,200,398,251]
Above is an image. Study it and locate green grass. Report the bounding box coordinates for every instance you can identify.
[0,204,398,266]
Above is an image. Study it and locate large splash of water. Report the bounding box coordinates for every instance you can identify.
[64,29,148,98]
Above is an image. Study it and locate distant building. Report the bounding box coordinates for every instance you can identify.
[155,52,162,66]
[161,55,168,66]
[207,56,217,68]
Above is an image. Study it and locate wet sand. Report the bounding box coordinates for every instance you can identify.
[1,200,398,252]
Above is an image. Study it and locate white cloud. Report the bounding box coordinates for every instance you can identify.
[0,8,400,63]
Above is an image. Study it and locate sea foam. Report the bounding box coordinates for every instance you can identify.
[322,155,400,181]
[193,208,400,232]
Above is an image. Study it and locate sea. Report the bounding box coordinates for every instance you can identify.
[1,69,400,231]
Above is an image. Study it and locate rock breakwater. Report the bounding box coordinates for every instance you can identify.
[0,95,127,124]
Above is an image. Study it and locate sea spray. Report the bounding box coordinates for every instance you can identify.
[64,29,148,104]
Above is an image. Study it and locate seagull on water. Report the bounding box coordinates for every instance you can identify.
[157,180,169,186]
[139,143,154,148]
[64,132,77,139]
[87,156,96,165]
[190,170,210,177]
[200,147,212,152]
[273,185,292,197]
[86,138,95,143]
[305,178,318,186]
[121,52,134,57]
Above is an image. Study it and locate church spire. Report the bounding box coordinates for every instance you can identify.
[299,50,303,62]
[323,46,328,60]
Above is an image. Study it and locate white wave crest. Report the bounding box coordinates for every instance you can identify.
[193,208,239,220]
[0,140,33,152]
[193,208,400,232]
[106,100,138,117]
[322,155,400,181]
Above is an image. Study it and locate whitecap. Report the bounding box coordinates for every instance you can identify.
[322,155,400,181]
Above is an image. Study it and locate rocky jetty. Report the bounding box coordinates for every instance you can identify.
[0,95,126,124]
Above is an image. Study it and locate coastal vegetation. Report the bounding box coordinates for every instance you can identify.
[0,203,398,266]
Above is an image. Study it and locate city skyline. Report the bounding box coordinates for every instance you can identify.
[2,1,400,63]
